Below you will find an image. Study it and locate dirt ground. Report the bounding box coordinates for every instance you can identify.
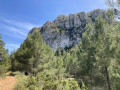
[0,74,17,90]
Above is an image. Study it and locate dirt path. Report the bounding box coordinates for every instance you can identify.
[0,74,17,90]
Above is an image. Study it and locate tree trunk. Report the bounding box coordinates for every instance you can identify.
[89,70,92,90]
[105,66,111,90]
[74,69,77,78]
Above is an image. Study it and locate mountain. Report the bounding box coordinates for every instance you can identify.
[29,9,112,50]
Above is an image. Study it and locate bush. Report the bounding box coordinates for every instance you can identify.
[0,65,7,78]
[14,73,83,90]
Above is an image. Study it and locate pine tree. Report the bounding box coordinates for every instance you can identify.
[108,22,120,90]
[15,30,54,75]
[0,35,9,78]
[106,0,120,19]
[55,48,61,56]
[78,23,96,89]
[94,16,113,90]
[10,50,17,71]
[68,46,80,78]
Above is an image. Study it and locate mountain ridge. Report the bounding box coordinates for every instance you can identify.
[29,9,113,50]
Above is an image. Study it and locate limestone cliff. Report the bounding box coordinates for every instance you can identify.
[29,9,112,50]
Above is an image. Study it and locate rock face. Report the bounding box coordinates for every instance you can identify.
[29,9,112,50]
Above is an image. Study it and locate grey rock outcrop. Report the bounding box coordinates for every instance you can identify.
[29,9,113,50]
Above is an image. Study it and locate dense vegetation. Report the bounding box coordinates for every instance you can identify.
[106,0,120,19]
[0,9,120,90]
[0,35,10,78]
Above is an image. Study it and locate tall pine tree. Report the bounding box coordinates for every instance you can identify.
[0,35,9,78]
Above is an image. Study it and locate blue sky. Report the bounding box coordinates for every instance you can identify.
[0,0,107,53]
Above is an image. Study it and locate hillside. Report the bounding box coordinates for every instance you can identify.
[1,8,120,90]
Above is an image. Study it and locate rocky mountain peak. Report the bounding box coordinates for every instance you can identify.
[29,9,113,50]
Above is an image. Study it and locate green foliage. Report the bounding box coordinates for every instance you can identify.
[11,10,120,90]
[106,0,120,19]
[14,31,54,74]
[14,73,81,90]
[0,35,10,78]
[10,50,19,71]
[51,27,65,34]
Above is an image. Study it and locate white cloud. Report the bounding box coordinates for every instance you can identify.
[7,44,20,48]
[0,17,40,38]
[5,44,20,53]
[0,17,39,30]
[0,17,40,53]
[3,19,38,30]
[0,24,27,36]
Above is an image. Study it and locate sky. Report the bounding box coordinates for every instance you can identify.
[0,0,107,53]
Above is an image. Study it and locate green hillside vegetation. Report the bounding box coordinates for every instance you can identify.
[0,35,10,78]
[0,9,120,90]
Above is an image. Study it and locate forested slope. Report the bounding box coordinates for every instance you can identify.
[0,9,120,90]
